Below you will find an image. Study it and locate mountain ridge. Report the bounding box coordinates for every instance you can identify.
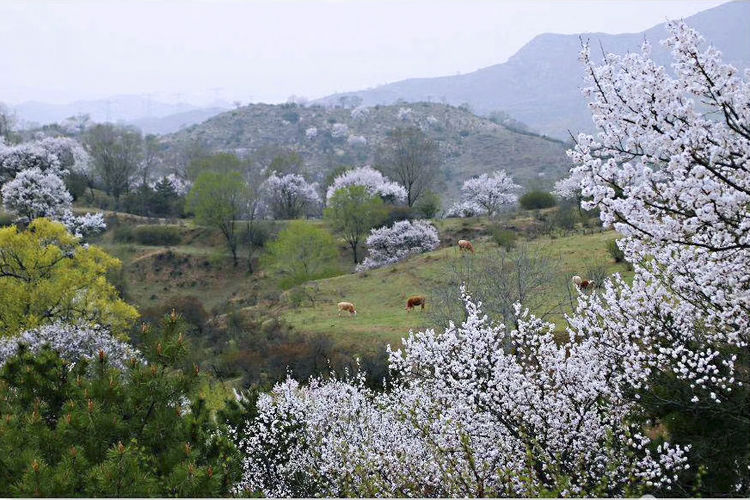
[314,1,750,138]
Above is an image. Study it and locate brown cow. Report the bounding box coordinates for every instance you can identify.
[337,301,357,316]
[572,276,595,290]
[406,295,426,311]
[458,239,475,254]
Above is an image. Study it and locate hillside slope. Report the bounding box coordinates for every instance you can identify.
[314,1,750,139]
[162,102,570,196]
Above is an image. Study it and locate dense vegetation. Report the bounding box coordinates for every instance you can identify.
[0,19,747,498]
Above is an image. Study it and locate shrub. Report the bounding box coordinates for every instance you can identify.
[414,191,442,219]
[132,225,182,246]
[519,190,557,210]
[262,221,339,289]
[490,226,517,250]
[607,239,626,263]
[112,224,135,243]
[552,204,577,231]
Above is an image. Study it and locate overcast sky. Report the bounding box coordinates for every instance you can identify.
[0,0,730,106]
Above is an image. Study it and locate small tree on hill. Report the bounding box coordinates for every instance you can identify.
[379,127,440,207]
[261,172,321,220]
[186,171,249,266]
[460,170,520,217]
[325,185,387,264]
[83,124,143,202]
[262,221,338,288]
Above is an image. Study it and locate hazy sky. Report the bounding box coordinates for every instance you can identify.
[0,0,730,105]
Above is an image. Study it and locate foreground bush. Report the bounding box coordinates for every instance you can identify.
[0,314,241,496]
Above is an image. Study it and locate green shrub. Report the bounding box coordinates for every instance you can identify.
[0,211,16,227]
[552,204,577,231]
[112,224,135,243]
[520,190,557,210]
[415,191,442,219]
[490,226,517,250]
[607,239,626,263]
[132,225,182,246]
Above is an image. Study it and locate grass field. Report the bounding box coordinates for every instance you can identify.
[83,211,629,356]
[276,229,632,352]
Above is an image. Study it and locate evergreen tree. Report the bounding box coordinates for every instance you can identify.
[0,313,243,496]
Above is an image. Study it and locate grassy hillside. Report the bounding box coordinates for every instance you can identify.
[254,228,630,352]
[162,102,571,197]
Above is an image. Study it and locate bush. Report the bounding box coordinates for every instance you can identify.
[607,239,626,263]
[519,190,557,210]
[132,225,182,246]
[490,226,517,250]
[356,219,440,271]
[415,191,442,219]
[552,204,577,231]
[0,211,16,227]
[112,224,135,243]
[383,205,414,225]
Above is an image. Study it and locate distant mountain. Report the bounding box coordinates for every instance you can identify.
[11,95,229,131]
[130,107,228,135]
[315,1,750,139]
[162,102,570,198]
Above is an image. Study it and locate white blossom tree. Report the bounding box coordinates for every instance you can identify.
[0,138,104,237]
[325,165,407,204]
[1,167,72,222]
[356,219,439,271]
[460,170,520,216]
[234,20,750,497]
[235,291,688,497]
[0,322,141,371]
[261,171,321,219]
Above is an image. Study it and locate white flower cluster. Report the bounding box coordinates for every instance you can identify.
[457,170,520,216]
[566,21,750,402]
[235,291,688,496]
[330,123,349,138]
[0,322,142,372]
[397,107,413,121]
[350,105,370,120]
[0,138,104,237]
[444,199,484,218]
[552,168,584,200]
[325,165,406,203]
[304,126,318,139]
[1,167,72,221]
[355,219,439,271]
[346,134,367,147]
[261,171,321,219]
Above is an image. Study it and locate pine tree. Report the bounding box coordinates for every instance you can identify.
[0,313,243,496]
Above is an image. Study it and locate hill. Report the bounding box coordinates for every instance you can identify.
[314,1,750,139]
[161,101,571,196]
[11,94,229,131]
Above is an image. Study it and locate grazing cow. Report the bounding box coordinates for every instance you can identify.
[572,276,595,290]
[406,295,426,311]
[458,239,475,254]
[337,301,357,316]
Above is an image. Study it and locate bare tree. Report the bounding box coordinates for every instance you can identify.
[378,127,440,207]
[428,244,561,331]
[83,124,143,202]
[0,103,17,143]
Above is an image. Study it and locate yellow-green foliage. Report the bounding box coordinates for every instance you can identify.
[0,219,139,338]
